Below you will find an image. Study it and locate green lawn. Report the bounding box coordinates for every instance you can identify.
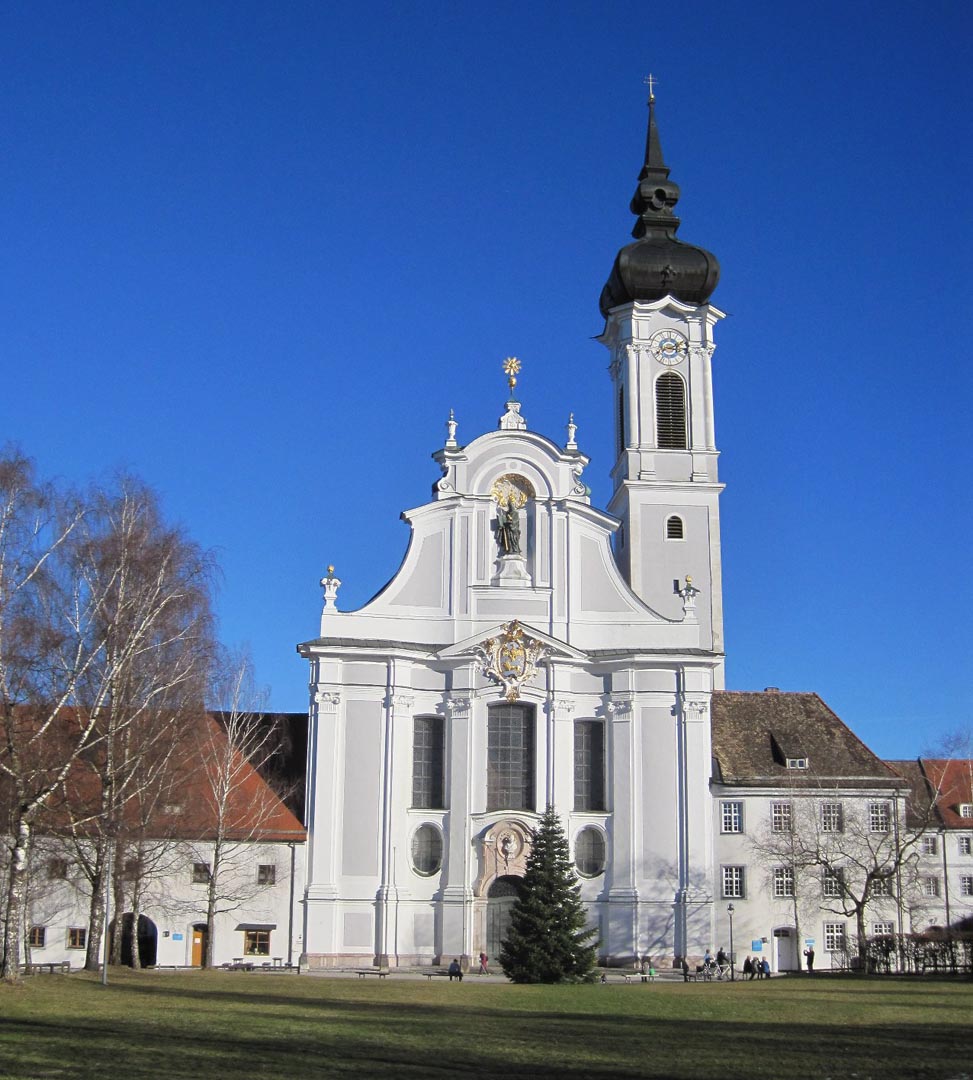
[1,971,971,1079]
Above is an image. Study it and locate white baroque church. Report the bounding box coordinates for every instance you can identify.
[297,94,973,973]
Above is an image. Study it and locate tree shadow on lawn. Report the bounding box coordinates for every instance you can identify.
[1,991,971,1080]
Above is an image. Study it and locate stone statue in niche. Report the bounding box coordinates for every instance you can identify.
[494,503,521,555]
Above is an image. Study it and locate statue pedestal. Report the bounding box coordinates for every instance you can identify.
[493,554,531,587]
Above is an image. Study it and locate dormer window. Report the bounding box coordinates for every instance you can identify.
[665,515,684,540]
[959,803,973,819]
[786,758,808,770]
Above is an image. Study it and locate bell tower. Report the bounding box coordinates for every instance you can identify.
[599,88,726,676]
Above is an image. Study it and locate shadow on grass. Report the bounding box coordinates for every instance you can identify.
[1,975,971,1080]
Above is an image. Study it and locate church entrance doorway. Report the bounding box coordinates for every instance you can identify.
[109,914,158,968]
[486,875,522,961]
[192,923,208,967]
[773,926,798,972]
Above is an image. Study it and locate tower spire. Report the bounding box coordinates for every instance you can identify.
[641,75,667,173]
[599,85,720,315]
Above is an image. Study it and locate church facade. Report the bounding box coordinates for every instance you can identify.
[297,95,973,972]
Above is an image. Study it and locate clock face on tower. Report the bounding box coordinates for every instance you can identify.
[648,328,688,366]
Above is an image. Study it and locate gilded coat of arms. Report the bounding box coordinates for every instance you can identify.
[473,620,550,701]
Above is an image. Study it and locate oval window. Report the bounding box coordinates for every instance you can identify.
[575,827,606,877]
[411,825,443,876]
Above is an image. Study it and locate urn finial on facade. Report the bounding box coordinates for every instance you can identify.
[321,565,342,613]
[678,574,699,620]
[566,412,578,450]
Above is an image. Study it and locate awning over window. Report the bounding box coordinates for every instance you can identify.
[235,923,276,931]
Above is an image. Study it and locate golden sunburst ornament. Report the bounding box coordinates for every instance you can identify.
[503,356,522,394]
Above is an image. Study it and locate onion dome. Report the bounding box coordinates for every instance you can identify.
[599,94,719,316]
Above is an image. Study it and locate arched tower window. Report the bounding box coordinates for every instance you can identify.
[655,372,687,449]
[665,515,684,540]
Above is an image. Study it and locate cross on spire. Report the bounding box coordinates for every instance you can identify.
[643,73,657,102]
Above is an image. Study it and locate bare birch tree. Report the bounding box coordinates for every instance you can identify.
[0,453,215,980]
[192,655,281,967]
[0,452,95,980]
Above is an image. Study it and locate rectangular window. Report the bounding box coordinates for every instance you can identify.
[720,801,743,834]
[870,875,892,897]
[574,720,606,812]
[959,836,972,856]
[872,922,894,937]
[922,876,940,897]
[959,803,973,819]
[257,864,276,886]
[487,704,534,811]
[721,865,745,899]
[823,868,843,898]
[824,922,846,952]
[821,802,843,833]
[47,858,68,880]
[244,930,270,956]
[412,715,445,809]
[122,858,141,881]
[773,866,795,897]
[192,862,211,883]
[959,875,973,897]
[771,802,792,833]
[921,836,937,856]
[869,802,891,833]
[29,926,46,948]
[67,928,86,950]
[786,757,808,770]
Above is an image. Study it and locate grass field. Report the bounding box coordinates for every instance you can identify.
[1,970,971,1080]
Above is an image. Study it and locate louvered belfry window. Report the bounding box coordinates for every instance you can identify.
[655,372,687,449]
[666,515,684,540]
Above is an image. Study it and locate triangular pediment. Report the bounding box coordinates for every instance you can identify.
[437,621,586,661]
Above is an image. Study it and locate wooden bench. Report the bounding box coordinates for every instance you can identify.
[24,961,71,975]
[422,970,453,979]
[356,969,389,979]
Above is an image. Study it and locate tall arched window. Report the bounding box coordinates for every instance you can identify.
[656,372,687,449]
[487,703,535,811]
[574,720,605,811]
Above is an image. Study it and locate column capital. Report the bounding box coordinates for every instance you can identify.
[312,688,341,712]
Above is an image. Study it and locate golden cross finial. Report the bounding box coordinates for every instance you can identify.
[644,73,657,102]
[503,356,522,395]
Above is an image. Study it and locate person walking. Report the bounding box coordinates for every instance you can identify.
[804,946,815,974]
[743,956,753,980]
[478,951,489,975]
[761,958,770,978]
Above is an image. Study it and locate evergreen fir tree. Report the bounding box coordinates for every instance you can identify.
[498,806,599,983]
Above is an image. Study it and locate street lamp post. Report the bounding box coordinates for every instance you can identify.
[727,903,735,982]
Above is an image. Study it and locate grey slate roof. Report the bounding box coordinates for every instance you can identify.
[711,691,906,789]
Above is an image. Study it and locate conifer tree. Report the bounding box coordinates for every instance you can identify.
[498,806,598,983]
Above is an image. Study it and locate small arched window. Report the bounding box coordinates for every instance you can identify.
[411,825,443,876]
[575,827,606,878]
[665,515,684,540]
[656,372,687,449]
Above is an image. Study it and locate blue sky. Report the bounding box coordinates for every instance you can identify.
[1,2,970,758]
